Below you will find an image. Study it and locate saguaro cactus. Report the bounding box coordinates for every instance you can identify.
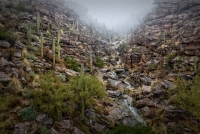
[37,11,40,34]
[27,23,32,47]
[57,28,61,62]
[52,39,55,64]
[90,47,93,73]
[40,35,44,58]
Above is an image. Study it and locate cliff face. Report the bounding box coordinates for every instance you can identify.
[132,0,200,56]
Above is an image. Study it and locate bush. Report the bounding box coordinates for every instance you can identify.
[113,124,156,134]
[0,27,18,47]
[171,76,200,119]
[66,66,106,119]
[19,107,38,121]
[27,53,36,60]
[0,95,10,112]
[16,2,34,13]
[7,77,21,90]
[166,53,176,68]
[96,56,104,68]
[64,56,79,71]
[37,125,50,134]
[32,72,75,120]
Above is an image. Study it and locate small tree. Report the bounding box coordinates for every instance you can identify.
[66,64,106,120]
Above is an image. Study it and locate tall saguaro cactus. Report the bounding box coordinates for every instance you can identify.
[52,39,56,64]
[90,47,93,73]
[57,28,62,62]
[37,11,41,34]
[27,23,32,47]
[40,35,44,58]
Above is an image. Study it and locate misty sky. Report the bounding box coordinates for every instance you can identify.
[67,0,155,32]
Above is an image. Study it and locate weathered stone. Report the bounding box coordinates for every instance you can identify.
[142,85,152,94]
[135,98,155,108]
[0,40,10,48]
[36,114,46,122]
[14,123,28,134]
[140,106,150,117]
[107,90,121,97]
[0,72,12,82]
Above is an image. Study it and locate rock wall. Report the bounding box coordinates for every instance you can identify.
[132,0,200,56]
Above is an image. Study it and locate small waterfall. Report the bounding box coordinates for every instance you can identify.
[123,99,145,124]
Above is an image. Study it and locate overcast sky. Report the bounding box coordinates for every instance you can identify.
[66,0,155,32]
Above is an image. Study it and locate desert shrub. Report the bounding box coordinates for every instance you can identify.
[24,89,32,98]
[37,125,50,134]
[0,95,10,112]
[19,107,38,121]
[96,56,104,68]
[166,53,176,68]
[27,53,36,60]
[5,3,14,9]
[64,56,79,71]
[171,76,200,119]
[113,124,156,134]
[7,77,21,90]
[0,27,18,46]
[44,30,51,37]
[16,2,34,13]
[32,72,75,120]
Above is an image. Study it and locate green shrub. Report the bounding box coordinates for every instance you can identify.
[27,53,36,60]
[113,124,156,134]
[45,30,51,37]
[0,95,10,112]
[0,27,18,46]
[38,125,50,134]
[171,76,200,119]
[166,53,176,68]
[64,56,79,71]
[19,107,38,121]
[96,56,104,68]
[32,72,75,120]
[66,64,106,119]
[24,89,32,98]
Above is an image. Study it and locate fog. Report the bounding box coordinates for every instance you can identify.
[65,0,155,33]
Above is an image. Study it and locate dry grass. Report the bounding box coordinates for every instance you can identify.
[21,48,27,59]
[33,74,40,82]
[7,77,21,90]
[23,58,30,68]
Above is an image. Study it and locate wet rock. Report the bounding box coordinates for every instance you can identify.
[44,118,53,125]
[91,122,106,133]
[142,85,152,94]
[140,106,150,117]
[135,98,155,108]
[14,123,28,134]
[36,114,46,122]
[55,120,74,133]
[74,127,85,134]
[107,90,121,97]
[0,40,10,48]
